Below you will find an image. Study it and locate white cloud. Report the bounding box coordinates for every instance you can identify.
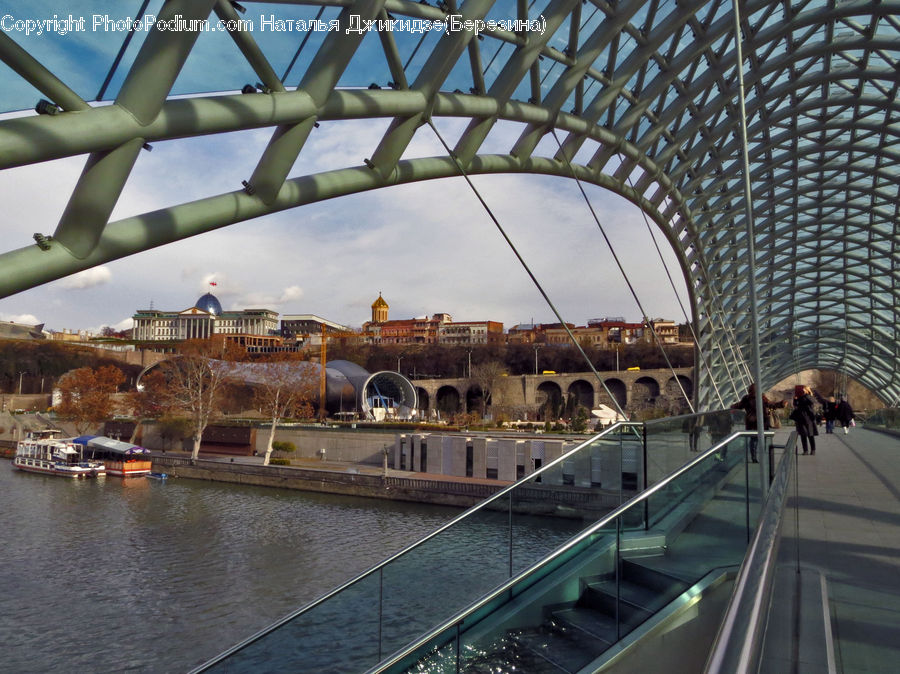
[1,313,41,325]
[59,266,112,290]
[279,285,303,303]
[0,117,689,333]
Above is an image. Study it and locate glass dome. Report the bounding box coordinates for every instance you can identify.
[195,293,222,316]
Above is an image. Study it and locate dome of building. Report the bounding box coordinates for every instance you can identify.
[195,292,222,315]
[372,293,388,309]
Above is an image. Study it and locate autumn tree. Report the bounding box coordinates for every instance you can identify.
[129,369,168,420]
[55,365,125,434]
[159,339,244,462]
[251,359,318,465]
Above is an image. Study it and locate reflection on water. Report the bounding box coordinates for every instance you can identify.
[0,464,463,672]
[1,463,582,673]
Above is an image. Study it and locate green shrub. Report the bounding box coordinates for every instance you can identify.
[272,441,296,453]
[269,457,291,465]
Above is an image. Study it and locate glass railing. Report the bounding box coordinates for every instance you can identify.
[706,432,798,673]
[193,422,646,673]
[864,407,900,431]
[377,431,770,674]
[643,410,742,486]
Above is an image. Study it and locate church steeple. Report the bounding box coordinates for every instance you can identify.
[371,292,389,323]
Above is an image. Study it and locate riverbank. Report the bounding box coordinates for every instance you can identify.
[153,452,512,508]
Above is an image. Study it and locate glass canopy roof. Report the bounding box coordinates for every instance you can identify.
[0,0,897,405]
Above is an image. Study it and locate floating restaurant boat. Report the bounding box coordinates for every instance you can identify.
[72,436,153,478]
[12,429,106,478]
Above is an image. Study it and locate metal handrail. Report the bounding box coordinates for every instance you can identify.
[704,432,798,674]
[192,421,643,671]
[372,429,771,673]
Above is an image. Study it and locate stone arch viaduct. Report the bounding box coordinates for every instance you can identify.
[411,368,693,418]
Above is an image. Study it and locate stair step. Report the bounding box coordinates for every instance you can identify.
[551,606,619,643]
[510,623,610,673]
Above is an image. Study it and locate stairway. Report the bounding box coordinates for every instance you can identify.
[466,559,690,673]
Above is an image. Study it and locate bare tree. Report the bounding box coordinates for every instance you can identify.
[160,340,242,462]
[470,361,506,417]
[252,359,318,465]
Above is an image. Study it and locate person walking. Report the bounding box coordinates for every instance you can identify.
[823,396,838,434]
[731,384,786,463]
[836,396,855,434]
[791,385,818,454]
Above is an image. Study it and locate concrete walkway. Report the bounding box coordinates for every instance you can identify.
[790,427,900,673]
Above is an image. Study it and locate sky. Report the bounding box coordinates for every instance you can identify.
[0,116,685,331]
[0,2,694,337]
[0,114,692,335]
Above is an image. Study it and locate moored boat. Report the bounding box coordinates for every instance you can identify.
[72,436,152,478]
[12,430,106,478]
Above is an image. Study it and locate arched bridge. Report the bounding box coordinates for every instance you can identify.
[412,367,693,418]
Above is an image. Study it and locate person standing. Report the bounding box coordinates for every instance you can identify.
[823,396,838,434]
[836,396,855,434]
[791,385,818,454]
[731,384,786,463]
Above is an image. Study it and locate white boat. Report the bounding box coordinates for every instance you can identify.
[12,429,106,478]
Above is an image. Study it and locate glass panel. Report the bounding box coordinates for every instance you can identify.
[206,570,382,673]
[379,501,513,657]
[0,0,158,107]
[453,520,620,673]
[392,428,763,673]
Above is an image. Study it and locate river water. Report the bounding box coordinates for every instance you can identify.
[0,463,470,673]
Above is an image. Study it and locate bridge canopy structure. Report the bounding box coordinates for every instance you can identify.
[0,0,898,406]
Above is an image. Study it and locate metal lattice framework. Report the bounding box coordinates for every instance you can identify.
[1,0,898,405]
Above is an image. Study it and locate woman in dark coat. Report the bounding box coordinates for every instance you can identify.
[823,396,838,434]
[836,397,855,434]
[731,384,786,462]
[791,385,818,454]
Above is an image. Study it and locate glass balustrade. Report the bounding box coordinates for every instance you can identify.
[380,432,770,674]
[199,423,644,673]
[197,417,771,674]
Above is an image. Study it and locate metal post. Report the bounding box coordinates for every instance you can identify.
[731,0,768,493]
[508,492,514,577]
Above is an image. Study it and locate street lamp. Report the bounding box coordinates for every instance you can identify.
[467,350,472,378]
[17,371,27,395]
[533,344,542,375]
[396,355,403,373]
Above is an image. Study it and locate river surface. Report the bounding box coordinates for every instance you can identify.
[0,463,471,673]
[0,462,582,673]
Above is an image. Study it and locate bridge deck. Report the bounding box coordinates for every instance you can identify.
[769,427,900,673]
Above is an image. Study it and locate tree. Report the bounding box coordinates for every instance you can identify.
[129,369,168,420]
[55,365,125,434]
[251,359,318,465]
[159,340,243,462]
[470,360,506,417]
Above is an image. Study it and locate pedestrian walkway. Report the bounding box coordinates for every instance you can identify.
[791,427,900,673]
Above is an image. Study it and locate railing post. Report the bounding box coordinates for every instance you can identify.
[508,490,513,578]
[745,436,751,543]
[378,567,383,663]
[642,425,649,531]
